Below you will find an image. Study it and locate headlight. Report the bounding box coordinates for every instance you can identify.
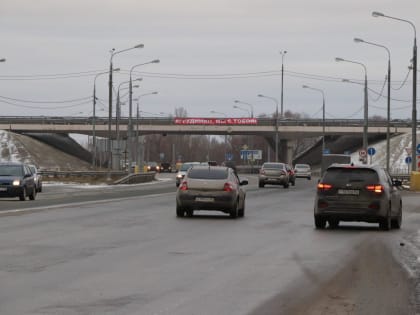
[176,174,182,179]
[12,179,21,186]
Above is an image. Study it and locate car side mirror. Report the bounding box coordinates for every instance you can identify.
[240,178,248,186]
[392,179,402,187]
[24,174,32,178]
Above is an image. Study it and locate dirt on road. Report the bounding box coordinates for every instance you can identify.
[251,240,415,315]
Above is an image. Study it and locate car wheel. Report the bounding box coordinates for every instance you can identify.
[230,200,238,218]
[29,186,36,200]
[186,209,194,217]
[379,206,391,231]
[258,181,265,188]
[314,216,326,229]
[19,187,27,201]
[291,180,295,186]
[329,219,339,229]
[283,183,289,189]
[176,203,185,217]
[238,199,245,217]
[38,185,43,193]
[391,202,402,229]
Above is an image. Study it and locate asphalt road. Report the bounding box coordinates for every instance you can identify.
[0,173,419,314]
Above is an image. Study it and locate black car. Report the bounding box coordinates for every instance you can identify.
[160,162,172,173]
[0,162,37,201]
[314,163,402,230]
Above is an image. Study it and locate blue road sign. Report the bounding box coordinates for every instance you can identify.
[323,148,330,154]
[225,152,233,161]
[417,144,420,155]
[405,156,412,164]
[367,147,376,156]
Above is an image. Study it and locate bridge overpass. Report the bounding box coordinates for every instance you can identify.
[0,116,413,139]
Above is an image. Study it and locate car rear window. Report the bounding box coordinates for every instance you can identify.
[263,163,284,169]
[323,167,379,184]
[188,168,228,180]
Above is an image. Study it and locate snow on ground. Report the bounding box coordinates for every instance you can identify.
[350,131,418,174]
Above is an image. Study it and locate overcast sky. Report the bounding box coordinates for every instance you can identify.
[1,0,419,119]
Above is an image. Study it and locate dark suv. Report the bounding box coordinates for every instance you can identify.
[314,163,402,230]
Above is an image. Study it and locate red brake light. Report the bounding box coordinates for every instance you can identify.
[317,183,332,191]
[366,184,383,194]
[223,182,234,192]
[179,181,188,191]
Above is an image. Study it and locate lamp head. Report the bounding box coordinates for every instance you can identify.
[133,85,140,88]
[152,91,158,95]
[354,38,364,43]
[335,57,344,62]
[302,85,309,89]
[152,59,160,63]
[372,11,384,17]
[135,78,143,82]
[342,79,350,82]
[257,94,264,97]
[134,44,144,49]
[0,58,5,62]
[113,68,121,72]
[234,100,240,103]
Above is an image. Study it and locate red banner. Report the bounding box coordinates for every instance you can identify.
[174,117,258,125]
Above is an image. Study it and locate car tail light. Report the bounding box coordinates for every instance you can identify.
[179,181,188,191]
[317,183,332,191]
[366,184,384,194]
[223,182,235,192]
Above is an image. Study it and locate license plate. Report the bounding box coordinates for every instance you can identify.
[0,187,7,192]
[338,189,359,195]
[195,197,214,202]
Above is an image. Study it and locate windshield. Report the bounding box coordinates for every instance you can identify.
[0,165,23,176]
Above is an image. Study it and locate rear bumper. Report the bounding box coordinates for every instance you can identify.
[259,175,288,185]
[177,193,236,211]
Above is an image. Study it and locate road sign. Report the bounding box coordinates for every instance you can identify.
[323,148,330,154]
[405,156,412,164]
[225,152,233,161]
[359,149,367,157]
[240,150,262,160]
[417,144,420,155]
[367,147,376,156]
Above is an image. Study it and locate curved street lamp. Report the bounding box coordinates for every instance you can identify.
[107,43,144,170]
[136,91,158,170]
[336,57,369,163]
[233,105,251,117]
[234,100,254,118]
[258,94,279,162]
[92,68,120,168]
[302,85,326,155]
[372,11,417,172]
[128,59,160,172]
[354,37,392,171]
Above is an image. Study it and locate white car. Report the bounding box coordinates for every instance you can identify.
[294,163,311,180]
[175,162,200,187]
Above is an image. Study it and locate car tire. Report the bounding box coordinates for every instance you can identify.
[391,202,402,229]
[176,203,185,217]
[379,206,391,231]
[29,186,36,200]
[258,181,265,188]
[19,187,27,201]
[186,209,194,217]
[38,185,43,193]
[291,180,295,186]
[230,200,238,218]
[329,219,339,229]
[238,199,245,217]
[314,216,326,229]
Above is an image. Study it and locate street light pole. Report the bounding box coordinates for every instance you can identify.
[336,57,369,163]
[302,85,326,155]
[135,91,158,170]
[107,44,144,171]
[234,100,254,118]
[93,68,119,168]
[280,50,287,118]
[372,11,417,172]
[128,59,160,173]
[258,94,279,162]
[354,37,392,171]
